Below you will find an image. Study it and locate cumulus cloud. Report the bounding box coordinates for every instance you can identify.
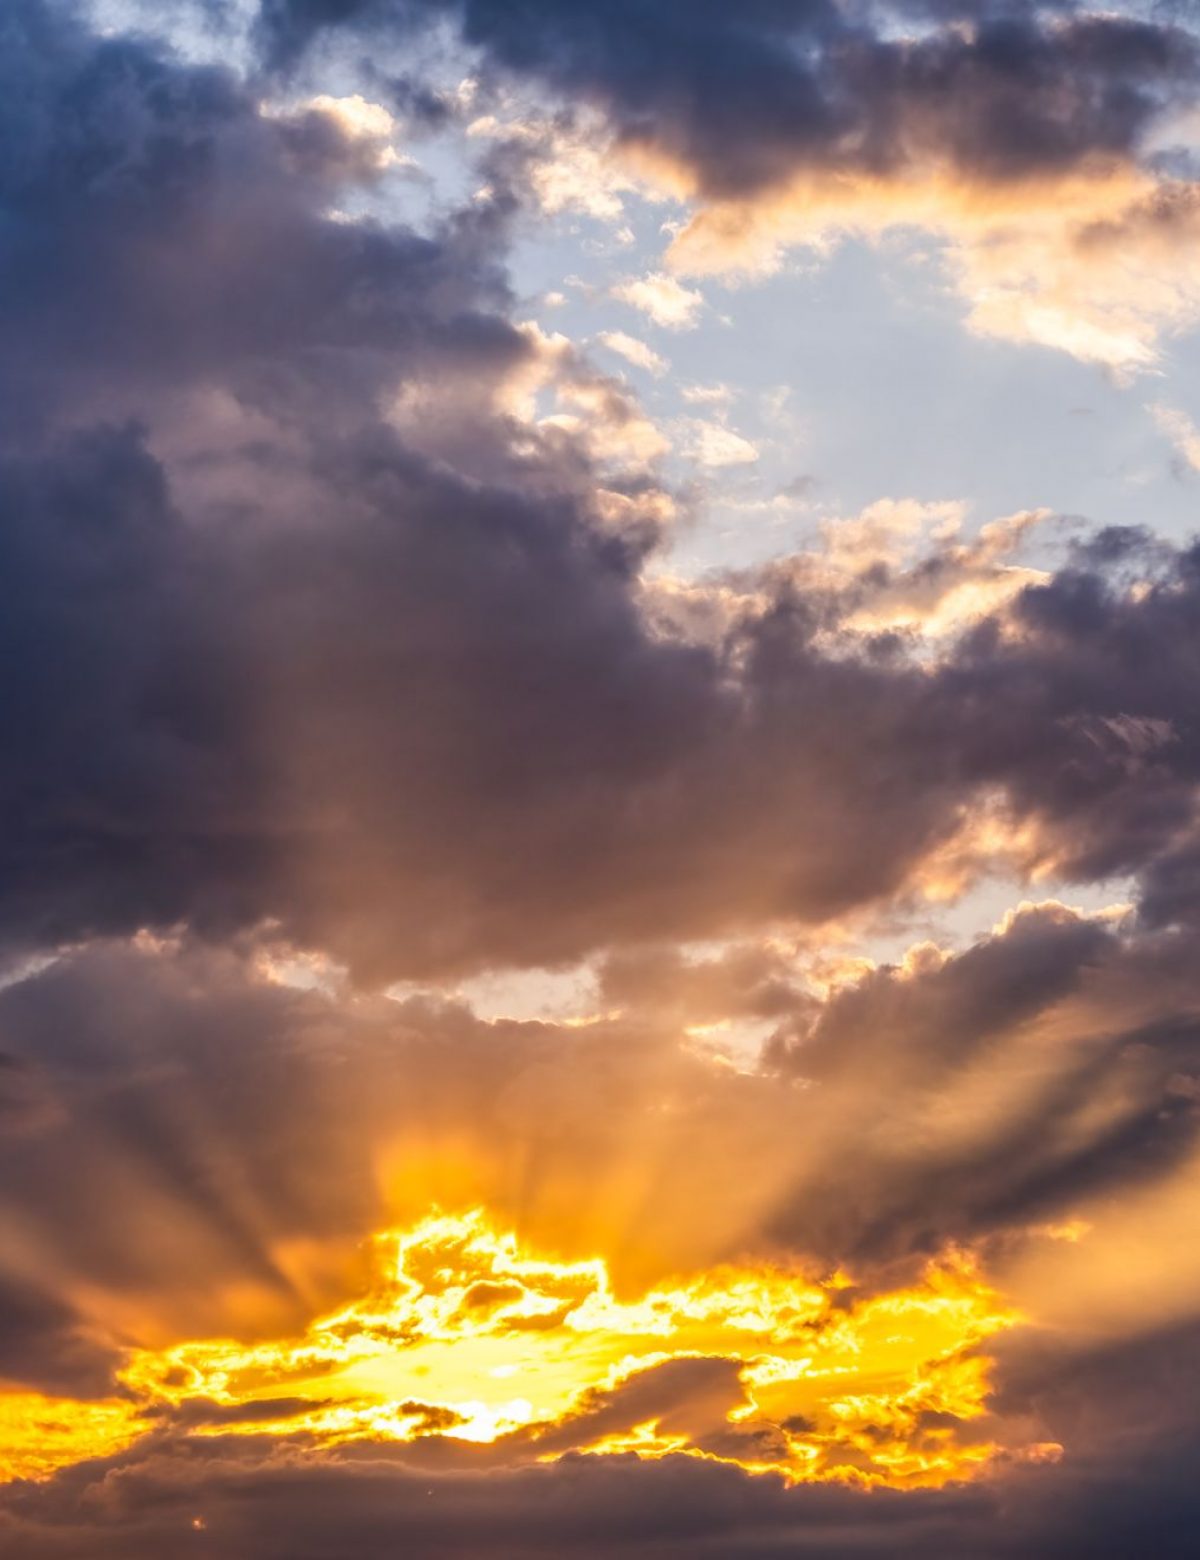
[685,419,761,468]
[595,331,669,376]
[5,418,1200,986]
[1151,400,1200,471]
[612,271,705,329]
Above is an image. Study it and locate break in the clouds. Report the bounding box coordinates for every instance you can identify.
[259,0,1200,368]
[2,1,1200,1556]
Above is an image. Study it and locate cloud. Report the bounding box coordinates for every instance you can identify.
[259,2,1198,197]
[0,1444,1015,1560]
[2,1288,1200,1557]
[1151,401,1200,471]
[681,382,733,406]
[0,907,1196,1334]
[685,419,760,468]
[4,5,1200,1551]
[3,2,1199,989]
[5,409,1200,988]
[795,500,1052,639]
[0,916,1193,1506]
[259,91,416,178]
[93,1205,1018,1486]
[467,107,644,221]
[0,1273,119,1399]
[612,272,704,329]
[0,907,1196,1546]
[256,0,1200,368]
[595,331,669,376]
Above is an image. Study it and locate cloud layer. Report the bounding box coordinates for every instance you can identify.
[2,2,1200,1555]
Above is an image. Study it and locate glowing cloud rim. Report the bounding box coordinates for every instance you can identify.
[2,1210,1058,1490]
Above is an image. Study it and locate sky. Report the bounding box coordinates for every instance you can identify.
[2,0,1200,1555]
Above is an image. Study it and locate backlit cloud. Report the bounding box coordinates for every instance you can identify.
[2,2,1200,1555]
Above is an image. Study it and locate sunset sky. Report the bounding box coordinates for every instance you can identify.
[3,1,1200,1555]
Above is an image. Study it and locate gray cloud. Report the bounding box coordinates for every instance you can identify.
[767,903,1200,1263]
[255,1,1200,198]
[2,4,1199,988]
[2,1369,1198,1559]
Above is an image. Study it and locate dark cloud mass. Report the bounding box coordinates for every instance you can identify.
[2,0,1200,1555]
[0,0,1198,980]
[258,0,1199,196]
[2,1355,1200,1558]
[7,418,1200,978]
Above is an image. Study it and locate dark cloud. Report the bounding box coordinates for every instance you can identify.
[596,942,809,1028]
[526,1356,754,1458]
[0,2,927,980]
[1139,833,1200,927]
[2,1365,1200,1560]
[935,553,1200,884]
[0,1273,119,1398]
[0,1312,1172,1559]
[11,897,1195,1538]
[255,0,1200,198]
[0,1441,992,1560]
[767,903,1200,1263]
[1,3,1198,988]
[17,397,1200,987]
[0,0,523,440]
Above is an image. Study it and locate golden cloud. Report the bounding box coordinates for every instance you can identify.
[3,1209,1040,1490]
[621,150,1200,372]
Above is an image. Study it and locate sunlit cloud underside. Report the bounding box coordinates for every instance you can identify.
[2,1210,1050,1489]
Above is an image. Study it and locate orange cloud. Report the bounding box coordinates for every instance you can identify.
[636,156,1200,373]
[0,1209,1026,1491]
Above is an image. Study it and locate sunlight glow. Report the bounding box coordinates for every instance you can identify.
[3,1210,1038,1488]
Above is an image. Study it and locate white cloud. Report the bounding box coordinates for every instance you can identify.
[682,383,733,406]
[663,167,1200,375]
[1150,402,1200,472]
[596,331,668,375]
[612,271,704,329]
[262,94,413,172]
[467,110,642,221]
[687,420,760,468]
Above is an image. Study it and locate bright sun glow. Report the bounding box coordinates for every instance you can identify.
[3,1210,1047,1488]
